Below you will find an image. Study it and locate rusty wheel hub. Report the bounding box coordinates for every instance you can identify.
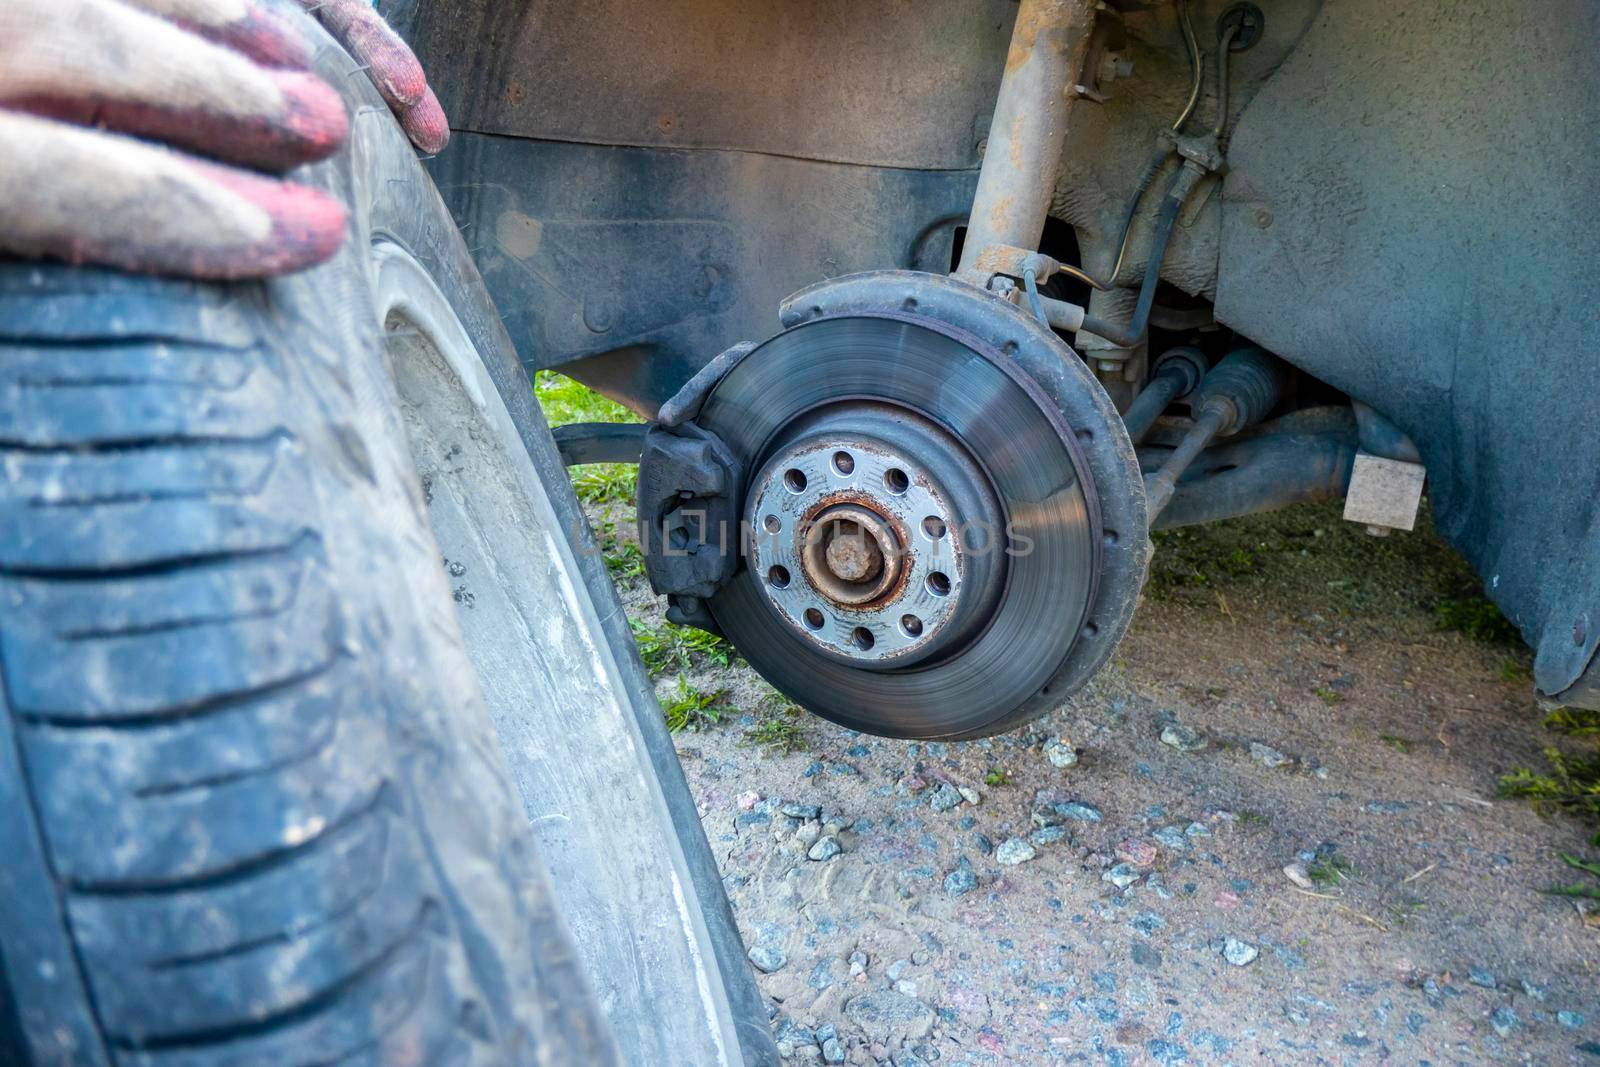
[804,503,898,604]
[746,415,989,664]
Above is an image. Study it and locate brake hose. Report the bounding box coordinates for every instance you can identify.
[1049,0,1201,294]
[1071,8,1236,344]
[1213,22,1240,138]
[1077,159,1205,347]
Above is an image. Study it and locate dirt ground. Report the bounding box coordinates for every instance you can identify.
[592,493,1599,1066]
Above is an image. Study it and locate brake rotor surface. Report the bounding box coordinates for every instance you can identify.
[697,313,1102,738]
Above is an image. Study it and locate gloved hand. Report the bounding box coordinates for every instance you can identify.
[293,0,448,154]
[0,0,447,280]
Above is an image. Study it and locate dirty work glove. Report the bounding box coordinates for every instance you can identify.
[0,0,447,280]
[293,0,448,155]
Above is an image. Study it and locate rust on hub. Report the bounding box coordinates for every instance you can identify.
[799,500,905,608]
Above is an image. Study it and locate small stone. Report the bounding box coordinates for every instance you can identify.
[1045,740,1080,768]
[815,1024,836,1043]
[944,860,979,896]
[996,838,1037,866]
[1147,1039,1187,1066]
[748,945,787,973]
[736,790,761,810]
[1058,801,1104,822]
[1519,979,1547,1002]
[848,951,868,977]
[822,813,854,834]
[808,958,838,990]
[1250,741,1292,768]
[1489,1006,1519,1038]
[781,802,822,820]
[843,990,935,1042]
[1152,826,1188,851]
[1117,839,1158,868]
[1364,799,1409,815]
[1468,968,1496,989]
[1130,911,1166,936]
[821,1037,845,1064]
[794,821,822,847]
[1558,1010,1586,1029]
[808,837,842,862]
[1030,825,1068,846]
[1103,863,1139,889]
[928,784,963,813]
[1283,863,1315,890]
[1132,942,1163,970]
[894,979,918,997]
[1222,937,1258,967]
[1031,805,1062,828]
[958,785,981,806]
[1160,722,1208,752]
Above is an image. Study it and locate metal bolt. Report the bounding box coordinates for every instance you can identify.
[1254,207,1274,229]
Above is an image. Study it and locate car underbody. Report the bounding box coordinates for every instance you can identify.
[390,0,1600,736]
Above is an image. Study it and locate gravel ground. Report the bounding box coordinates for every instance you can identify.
[588,492,1599,1066]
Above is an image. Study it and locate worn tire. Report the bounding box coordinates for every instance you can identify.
[0,30,616,1067]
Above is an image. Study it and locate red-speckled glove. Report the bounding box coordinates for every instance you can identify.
[0,0,446,280]
[294,0,448,154]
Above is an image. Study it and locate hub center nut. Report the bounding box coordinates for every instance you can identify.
[804,504,901,606]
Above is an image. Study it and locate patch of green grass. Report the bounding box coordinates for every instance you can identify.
[533,372,643,506]
[1218,546,1258,577]
[595,520,645,581]
[1544,851,1600,901]
[1314,687,1344,706]
[534,371,641,428]
[1379,734,1412,754]
[604,539,646,581]
[1235,809,1272,831]
[661,676,733,733]
[983,768,1013,787]
[1387,893,1427,925]
[742,702,809,755]
[1306,855,1356,888]
[1500,658,1531,683]
[571,463,637,505]
[631,619,734,676]
[1498,707,1600,824]
[1432,595,1520,644]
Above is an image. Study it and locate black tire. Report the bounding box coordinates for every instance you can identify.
[0,34,617,1067]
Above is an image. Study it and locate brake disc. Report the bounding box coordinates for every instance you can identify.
[692,272,1146,739]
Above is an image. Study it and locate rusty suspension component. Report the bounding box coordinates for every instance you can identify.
[956,0,1098,276]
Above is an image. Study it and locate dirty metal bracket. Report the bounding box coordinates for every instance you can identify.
[552,422,648,466]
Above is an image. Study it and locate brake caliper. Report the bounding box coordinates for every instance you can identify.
[636,344,755,632]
